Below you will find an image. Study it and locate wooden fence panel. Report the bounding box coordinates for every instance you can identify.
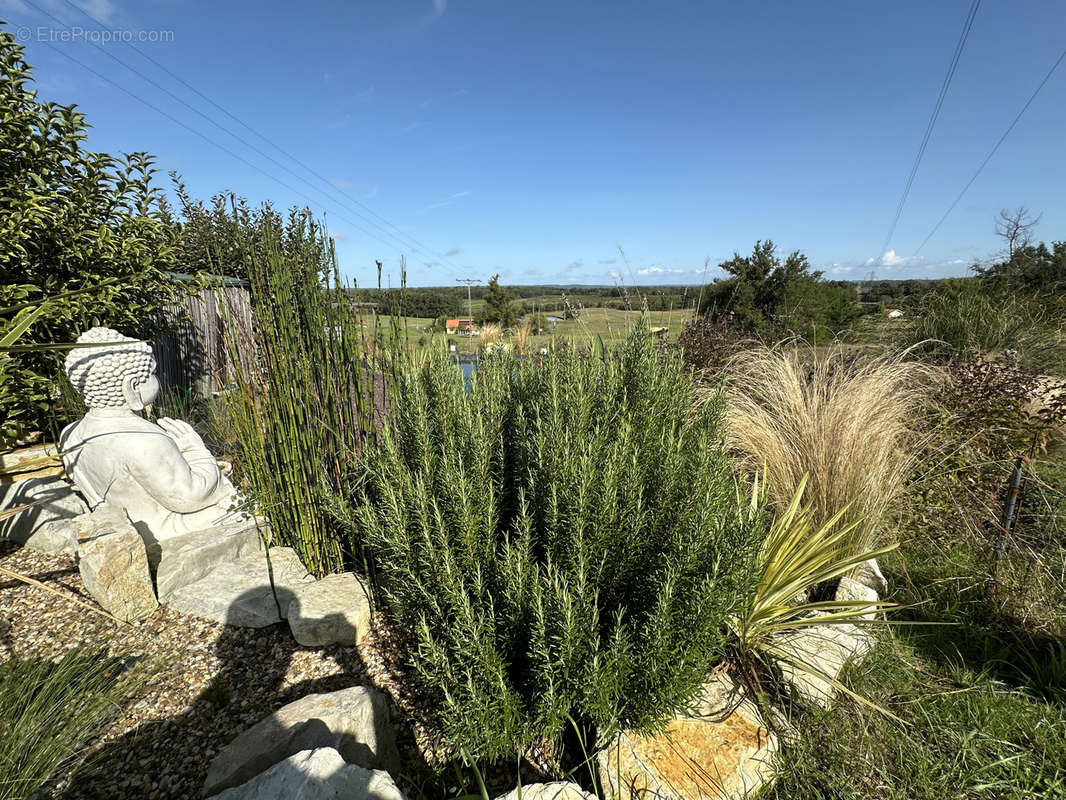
[154,285,255,397]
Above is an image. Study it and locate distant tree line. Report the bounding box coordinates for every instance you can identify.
[349,288,463,319]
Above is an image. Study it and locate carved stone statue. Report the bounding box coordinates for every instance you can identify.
[60,327,247,543]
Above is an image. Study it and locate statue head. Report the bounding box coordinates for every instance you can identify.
[65,327,159,411]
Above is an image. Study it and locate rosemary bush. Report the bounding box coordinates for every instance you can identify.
[352,326,762,763]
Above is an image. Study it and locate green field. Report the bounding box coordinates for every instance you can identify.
[373,307,695,353]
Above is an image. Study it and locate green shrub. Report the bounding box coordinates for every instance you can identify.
[351,325,762,764]
[0,27,176,442]
[902,280,1064,368]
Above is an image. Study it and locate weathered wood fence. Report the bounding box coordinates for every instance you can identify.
[154,280,255,397]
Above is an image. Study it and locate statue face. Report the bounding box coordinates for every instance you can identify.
[122,373,160,411]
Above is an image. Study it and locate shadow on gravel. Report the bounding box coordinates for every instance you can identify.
[58,587,367,800]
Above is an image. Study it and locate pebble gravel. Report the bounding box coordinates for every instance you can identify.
[0,542,370,799]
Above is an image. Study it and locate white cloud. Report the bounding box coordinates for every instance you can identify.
[329,230,349,242]
[430,0,447,18]
[636,265,687,276]
[445,246,461,257]
[866,249,909,267]
[835,252,974,279]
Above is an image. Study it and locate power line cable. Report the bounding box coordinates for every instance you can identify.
[24,0,462,275]
[914,46,1066,256]
[33,39,419,263]
[877,0,980,262]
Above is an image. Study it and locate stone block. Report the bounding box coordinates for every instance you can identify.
[597,673,779,800]
[775,620,875,708]
[852,557,888,595]
[835,576,880,620]
[75,504,158,622]
[204,686,399,795]
[153,522,264,601]
[166,546,314,627]
[495,783,596,800]
[206,747,405,800]
[0,477,87,554]
[288,572,372,647]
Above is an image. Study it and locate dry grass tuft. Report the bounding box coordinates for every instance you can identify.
[513,320,534,354]
[722,342,937,554]
[477,322,502,347]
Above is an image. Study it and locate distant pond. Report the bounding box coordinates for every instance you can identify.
[459,360,476,389]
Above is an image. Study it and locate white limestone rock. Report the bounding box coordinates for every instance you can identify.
[495,783,597,800]
[775,620,874,707]
[835,576,880,620]
[75,503,158,622]
[288,572,372,647]
[152,522,264,601]
[165,546,314,627]
[203,686,400,795]
[206,747,405,800]
[0,477,87,554]
[853,557,888,595]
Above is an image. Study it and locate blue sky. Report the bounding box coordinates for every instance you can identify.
[4,0,1065,287]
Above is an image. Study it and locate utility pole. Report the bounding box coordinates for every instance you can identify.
[456,278,480,333]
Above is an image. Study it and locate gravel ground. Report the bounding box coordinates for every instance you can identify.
[0,542,374,799]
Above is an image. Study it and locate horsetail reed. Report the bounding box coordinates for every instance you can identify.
[222,209,382,576]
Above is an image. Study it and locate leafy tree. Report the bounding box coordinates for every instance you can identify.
[0,26,175,441]
[778,279,862,343]
[697,240,823,334]
[479,274,521,328]
[355,287,462,319]
[159,175,275,279]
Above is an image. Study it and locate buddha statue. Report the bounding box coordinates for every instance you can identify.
[60,327,248,544]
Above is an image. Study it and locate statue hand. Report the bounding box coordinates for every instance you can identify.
[158,417,206,453]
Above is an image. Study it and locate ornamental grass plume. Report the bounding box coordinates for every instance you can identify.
[512,319,534,354]
[476,322,501,348]
[722,341,936,555]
